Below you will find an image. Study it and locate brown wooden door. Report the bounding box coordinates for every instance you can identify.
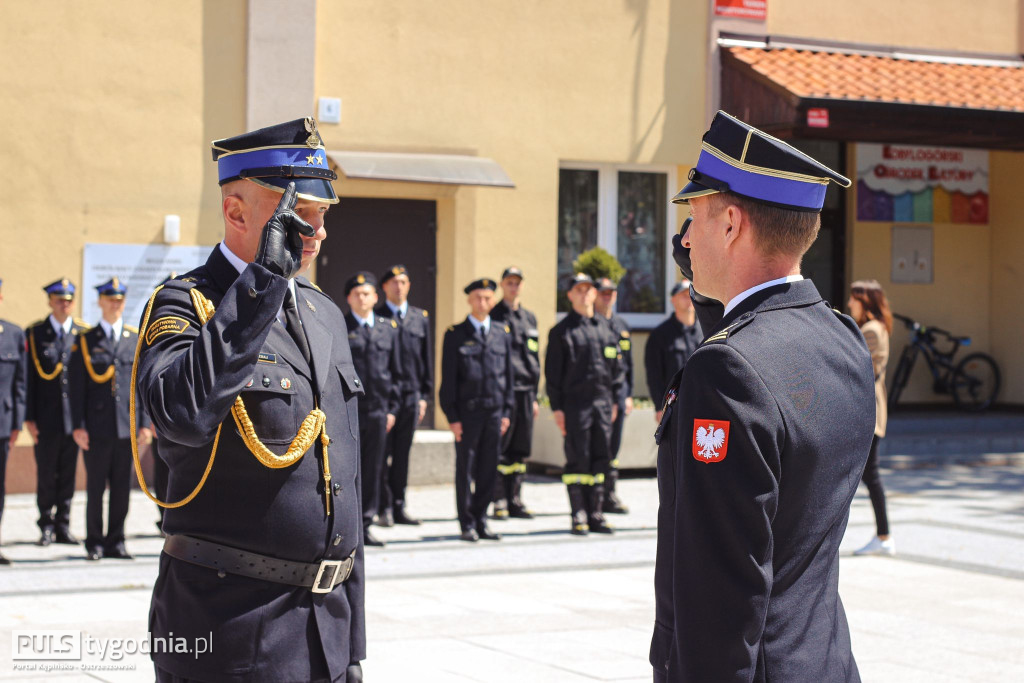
[317,197,437,426]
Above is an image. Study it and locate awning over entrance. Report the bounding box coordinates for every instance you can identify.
[719,35,1024,150]
[328,150,515,188]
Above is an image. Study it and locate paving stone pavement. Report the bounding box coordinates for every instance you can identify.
[1,465,1022,682]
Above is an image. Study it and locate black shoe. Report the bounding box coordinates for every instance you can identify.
[86,547,103,561]
[392,506,421,526]
[377,509,395,528]
[603,493,630,514]
[104,543,134,559]
[0,552,10,566]
[459,528,479,543]
[476,524,502,541]
[55,529,79,545]
[588,519,614,534]
[37,528,55,546]
[570,523,589,536]
[508,504,534,520]
[364,530,386,548]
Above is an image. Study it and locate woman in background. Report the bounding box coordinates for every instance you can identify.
[848,279,896,556]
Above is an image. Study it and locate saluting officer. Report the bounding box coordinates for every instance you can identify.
[24,279,87,547]
[0,278,27,565]
[594,277,632,514]
[643,278,700,421]
[136,119,365,682]
[344,271,401,548]
[488,266,541,519]
[545,273,625,536]
[650,111,874,682]
[69,278,153,561]
[375,264,431,527]
[439,278,513,543]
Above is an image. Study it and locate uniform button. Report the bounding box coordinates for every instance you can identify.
[62,392,67,398]
[741,312,752,319]
[116,397,120,402]
[114,360,121,367]
[333,534,342,546]
[354,379,361,387]
[333,482,341,493]
[262,376,271,387]
[248,287,257,299]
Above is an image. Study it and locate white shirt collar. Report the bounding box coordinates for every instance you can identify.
[220,242,295,324]
[386,299,408,317]
[49,314,72,336]
[98,318,123,341]
[723,275,804,316]
[352,310,375,328]
[468,315,490,335]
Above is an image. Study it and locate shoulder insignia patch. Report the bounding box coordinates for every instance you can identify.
[145,316,191,346]
[692,419,730,463]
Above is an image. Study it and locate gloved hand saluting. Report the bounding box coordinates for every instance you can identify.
[254,182,316,279]
[672,217,718,305]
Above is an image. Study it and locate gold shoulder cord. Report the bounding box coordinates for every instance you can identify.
[29,327,62,380]
[81,335,115,384]
[130,286,333,514]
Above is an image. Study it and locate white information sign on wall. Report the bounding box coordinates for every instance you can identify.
[81,244,214,328]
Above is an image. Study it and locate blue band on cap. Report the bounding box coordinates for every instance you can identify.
[697,150,827,210]
[218,147,327,183]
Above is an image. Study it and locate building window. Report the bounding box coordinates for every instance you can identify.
[557,163,676,328]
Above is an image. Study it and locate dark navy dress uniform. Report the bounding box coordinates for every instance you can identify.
[0,298,27,558]
[439,281,513,537]
[69,279,151,558]
[651,111,871,682]
[488,278,541,518]
[25,279,87,542]
[138,119,364,683]
[544,282,625,534]
[375,265,433,524]
[344,273,402,541]
[601,301,633,510]
[643,309,700,404]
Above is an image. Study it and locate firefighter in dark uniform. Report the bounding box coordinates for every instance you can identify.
[650,111,874,682]
[594,276,632,514]
[643,278,701,422]
[344,271,401,548]
[70,278,153,561]
[374,264,431,527]
[0,278,27,565]
[545,273,625,536]
[439,278,513,542]
[488,266,541,520]
[24,279,87,547]
[135,119,365,682]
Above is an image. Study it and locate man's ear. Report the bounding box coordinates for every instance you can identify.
[723,203,744,249]
[222,194,247,236]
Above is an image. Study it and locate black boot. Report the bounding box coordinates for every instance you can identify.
[393,501,421,526]
[603,469,630,514]
[492,471,509,519]
[508,472,533,519]
[587,485,614,534]
[567,484,588,535]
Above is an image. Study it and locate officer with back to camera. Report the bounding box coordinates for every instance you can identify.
[136,118,366,682]
[650,111,874,682]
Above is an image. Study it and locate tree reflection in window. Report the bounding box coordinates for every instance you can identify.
[616,171,666,313]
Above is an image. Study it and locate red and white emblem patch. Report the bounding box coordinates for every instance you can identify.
[692,419,730,463]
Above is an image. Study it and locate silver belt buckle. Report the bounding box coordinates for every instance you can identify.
[313,559,343,593]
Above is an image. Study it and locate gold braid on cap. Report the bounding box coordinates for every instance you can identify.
[29,328,62,380]
[80,335,115,385]
[130,285,333,514]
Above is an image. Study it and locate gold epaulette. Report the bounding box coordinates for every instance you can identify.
[74,317,89,328]
[124,324,139,334]
[702,313,756,346]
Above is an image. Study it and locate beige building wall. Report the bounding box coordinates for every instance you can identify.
[988,151,1024,405]
[768,0,1021,54]
[0,0,247,328]
[314,0,708,417]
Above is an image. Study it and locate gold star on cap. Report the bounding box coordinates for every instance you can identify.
[392,266,402,275]
[306,153,316,164]
[62,278,70,288]
[112,276,120,289]
[483,279,490,287]
[356,274,365,284]
[304,118,322,149]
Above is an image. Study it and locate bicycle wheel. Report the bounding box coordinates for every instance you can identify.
[888,345,917,409]
[951,353,1000,411]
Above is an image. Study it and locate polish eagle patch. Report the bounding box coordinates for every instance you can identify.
[692,419,730,463]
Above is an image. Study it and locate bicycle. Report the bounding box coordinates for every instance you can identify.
[887,313,1000,412]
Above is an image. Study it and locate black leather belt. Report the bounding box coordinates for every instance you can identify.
[163,534,355,594]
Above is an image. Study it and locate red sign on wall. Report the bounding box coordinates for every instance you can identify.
[807,108,829,128]
[714,0,767,20]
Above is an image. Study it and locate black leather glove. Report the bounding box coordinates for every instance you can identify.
[346,662,363,682]
[671,217,718,305]
[254,182,316,279]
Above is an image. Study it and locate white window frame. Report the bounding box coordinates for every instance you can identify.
[558,161,679,330]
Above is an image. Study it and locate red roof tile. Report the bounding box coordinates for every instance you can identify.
[726,46,1024,113]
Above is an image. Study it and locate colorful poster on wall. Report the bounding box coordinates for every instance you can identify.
[714,0,767,21]
[856,143,989,224]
